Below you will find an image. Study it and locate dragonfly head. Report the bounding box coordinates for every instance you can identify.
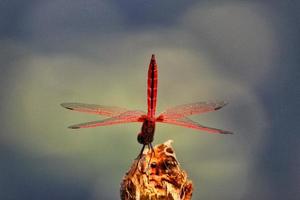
[137,130,154,145]
[137,133,145,144]
[137,119,155,145]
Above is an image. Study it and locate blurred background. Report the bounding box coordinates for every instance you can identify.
[0,0,299,199]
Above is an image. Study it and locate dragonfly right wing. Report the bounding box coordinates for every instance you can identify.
[67,110,146,129]
[158,101,228,119]
[61,102,129,117]
[157,117,233,134]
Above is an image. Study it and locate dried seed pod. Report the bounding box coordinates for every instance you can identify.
[120,140,193,200]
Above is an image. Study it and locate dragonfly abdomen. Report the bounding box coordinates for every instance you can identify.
[147,54,158,118]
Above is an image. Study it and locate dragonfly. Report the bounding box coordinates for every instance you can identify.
[61,54,232,156]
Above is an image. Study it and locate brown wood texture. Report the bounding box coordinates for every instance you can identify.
[120,140,193,200]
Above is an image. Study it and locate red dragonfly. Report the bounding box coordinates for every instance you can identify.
[61,54,232,153]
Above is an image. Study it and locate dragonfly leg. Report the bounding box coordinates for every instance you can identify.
[134,145,146,173]
[136,144,146,160]
[146,144,155,178]
[149,143,155,156]
[147,144,153,169]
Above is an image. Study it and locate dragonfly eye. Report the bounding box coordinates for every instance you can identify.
[137,133,144,144]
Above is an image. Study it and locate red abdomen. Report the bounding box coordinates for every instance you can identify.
[147,54,158,118]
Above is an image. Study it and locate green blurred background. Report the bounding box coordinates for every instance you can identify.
[0,0,299,199]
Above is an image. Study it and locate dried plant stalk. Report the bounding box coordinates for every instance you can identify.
[120,140,193,200]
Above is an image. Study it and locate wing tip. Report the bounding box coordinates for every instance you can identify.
[215,101,228,110]
[221,130,233,134]
[61,103,74,110]
[215,106,222,110]
[68,125,80,129]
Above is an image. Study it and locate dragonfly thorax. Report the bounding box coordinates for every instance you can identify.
[137,118,156,145]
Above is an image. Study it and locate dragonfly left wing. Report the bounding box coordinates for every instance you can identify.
[67,110,146,129]
[158,101,227,119]
[61,103,129,117]
[157,117,233,134]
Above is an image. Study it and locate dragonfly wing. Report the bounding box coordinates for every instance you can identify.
[157,117,233,134]
[158,101,228,119]
[68,110,146,129]
[61,102,129,117]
